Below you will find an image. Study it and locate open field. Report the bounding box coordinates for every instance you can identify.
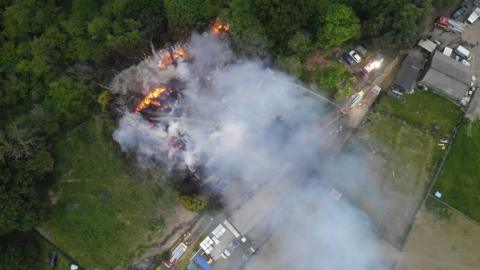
[340,113,443,247]
[42,118,178,269]
[435,120,480,222]
[395,198,480,270]
[374,91,462,134]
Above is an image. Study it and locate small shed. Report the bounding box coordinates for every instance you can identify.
[417,39,437,53]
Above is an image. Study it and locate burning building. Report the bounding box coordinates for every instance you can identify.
[111,21,388,270]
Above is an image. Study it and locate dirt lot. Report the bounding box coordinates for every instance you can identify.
[395,198,480,270]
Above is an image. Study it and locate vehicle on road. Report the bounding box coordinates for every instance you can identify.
[221,248,232,259]
[340,90,365,114]
[242,246,256,261]
[362,54,384,74]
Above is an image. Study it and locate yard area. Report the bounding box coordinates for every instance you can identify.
[339,113,443,247]
[42,118,178,269]
[374,91,462,134]
[395,198,480,270]
[435,120,480,222]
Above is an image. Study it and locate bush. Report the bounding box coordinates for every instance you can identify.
[314,65,356,100]
[150,218,164,232]
[179,195,208,212]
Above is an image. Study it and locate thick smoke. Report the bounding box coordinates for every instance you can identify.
[111,33,387,270]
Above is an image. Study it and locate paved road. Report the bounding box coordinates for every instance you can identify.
[174,56,402,270]
[213,59,402,270]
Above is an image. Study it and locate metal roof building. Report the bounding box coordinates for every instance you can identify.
[417,39,437,53]
[420,51,475,101]
[392,51,424,93]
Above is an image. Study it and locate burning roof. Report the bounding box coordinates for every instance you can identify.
[134,87,168,112]
[157,45,190,70]
[114,24,233,168]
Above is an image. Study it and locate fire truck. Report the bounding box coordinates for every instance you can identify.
[435,16,465,33]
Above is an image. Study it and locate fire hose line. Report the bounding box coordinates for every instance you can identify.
[293,83,339,107]
[262,68,338,107]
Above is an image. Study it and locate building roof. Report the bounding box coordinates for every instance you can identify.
[393,51,424,91]
[417,39,437,53]
[421,69,470,100]
[421,51,474,100]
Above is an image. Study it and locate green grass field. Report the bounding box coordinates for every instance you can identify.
[375,91,462,134]
[360,113,443,191]
[43,118,177,269]
[435,120,480,222]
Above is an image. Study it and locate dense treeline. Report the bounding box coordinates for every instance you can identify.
[0,0,438,266]
[0,0,173,236]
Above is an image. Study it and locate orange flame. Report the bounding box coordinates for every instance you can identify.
[135,87,167,112]
[210,19,229,35]
[157,47,189,69]
[157,52,173,70]
[173,47,189,61]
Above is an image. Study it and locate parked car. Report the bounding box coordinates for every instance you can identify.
[454,45,471,61]
[349,50,362,63]
[452,7,466,19]
[342,53,355,65]
[49,251,58,268]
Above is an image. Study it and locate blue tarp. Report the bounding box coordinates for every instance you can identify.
[193,254,211,270]
[186,262,200,270]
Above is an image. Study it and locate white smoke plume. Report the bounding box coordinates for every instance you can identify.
[111,33,388,270]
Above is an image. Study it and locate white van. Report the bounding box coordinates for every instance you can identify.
[467,7,480,24]
[454,45,471,61]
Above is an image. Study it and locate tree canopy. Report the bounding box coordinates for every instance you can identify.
[352,0,431,50]
[0,0,170,234]
[164,0,214,37]
[220,0,271,56]
[0,233,42,270]
[317,4,360,49]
